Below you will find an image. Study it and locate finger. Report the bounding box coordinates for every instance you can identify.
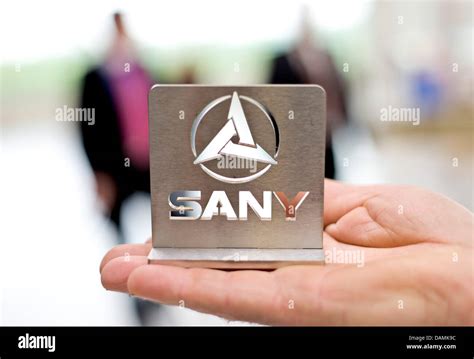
[310,255,444,325]
[127,264,314,324]
[125,253,441,325]
[126,258,427,325]
[325,206,407,248]
[100,242,151,273]
[324,232,387,261]
[324,179,380,226]
[324,231,366,252]
[101,255,148,292]
[325,187,470,248]
[323,180,420,247]
[324,231,424,263]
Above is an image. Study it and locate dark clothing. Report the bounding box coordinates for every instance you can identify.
[269,53,348,179]
[80,68,150,235]
[270,55,304,85]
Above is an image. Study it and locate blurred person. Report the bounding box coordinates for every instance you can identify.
[269,12,348,179]
[101,179,474,325]
[80,12,157,325]
[179,65,197,84]
[80,12,152,242]
[411,70,443,119]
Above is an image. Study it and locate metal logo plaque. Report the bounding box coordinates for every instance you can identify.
[148,85,326,269]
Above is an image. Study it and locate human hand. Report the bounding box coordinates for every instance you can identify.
[100,179,473,325]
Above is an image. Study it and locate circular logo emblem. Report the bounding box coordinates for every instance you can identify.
[191,91,280,184]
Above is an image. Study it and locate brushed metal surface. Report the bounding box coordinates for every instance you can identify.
[149,85,325,266]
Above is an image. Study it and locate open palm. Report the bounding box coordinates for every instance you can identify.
[100,179,473,325]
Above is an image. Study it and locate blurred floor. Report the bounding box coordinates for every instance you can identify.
[0,118,472,325]
[0,122,137,325]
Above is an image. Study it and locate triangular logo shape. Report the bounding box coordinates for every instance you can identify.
[194,91,277,165]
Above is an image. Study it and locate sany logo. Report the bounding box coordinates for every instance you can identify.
[169,191,309,221]
[177,92,308,222]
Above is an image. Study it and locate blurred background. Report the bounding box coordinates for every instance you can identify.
[0,0,472,325]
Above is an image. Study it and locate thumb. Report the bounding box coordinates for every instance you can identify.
[325,204,420,248]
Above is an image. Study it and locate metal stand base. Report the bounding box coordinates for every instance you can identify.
[148,248,325,269]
